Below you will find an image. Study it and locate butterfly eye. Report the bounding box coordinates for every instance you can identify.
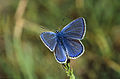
[56,30,59,33]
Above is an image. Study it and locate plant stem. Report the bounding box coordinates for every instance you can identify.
[62,60,75,79]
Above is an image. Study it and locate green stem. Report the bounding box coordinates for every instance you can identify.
[62,60,75,79]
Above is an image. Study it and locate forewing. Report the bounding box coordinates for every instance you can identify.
[40,32,57,51]
[64,38,85,58]
[61,17,86,40]
[54,41,67,63]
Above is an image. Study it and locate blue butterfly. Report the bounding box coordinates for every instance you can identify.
[40,17,86,63]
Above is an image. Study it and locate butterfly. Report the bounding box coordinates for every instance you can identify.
[40,17,86,63]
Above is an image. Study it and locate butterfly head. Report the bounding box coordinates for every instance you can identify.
[56,30,62,36]
[56,30,63,40]
[56,30,59,33]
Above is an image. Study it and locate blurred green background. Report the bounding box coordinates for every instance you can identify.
[0,0,120,79]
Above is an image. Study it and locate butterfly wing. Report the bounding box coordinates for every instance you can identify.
[61,17,86,40]
[64,38,85,58]
[40,32,57,51]
[54,41,67,63]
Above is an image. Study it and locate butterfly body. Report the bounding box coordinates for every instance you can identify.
[56,31,64,41]
[56,31,67,54]
[40,17,86,63]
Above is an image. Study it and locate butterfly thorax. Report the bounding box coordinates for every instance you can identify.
[56,32,63,40]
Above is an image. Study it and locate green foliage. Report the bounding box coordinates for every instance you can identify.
[0,0,120,79]
[62,60,75,79]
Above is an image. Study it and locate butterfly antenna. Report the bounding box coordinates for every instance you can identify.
[58,17,69,31]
